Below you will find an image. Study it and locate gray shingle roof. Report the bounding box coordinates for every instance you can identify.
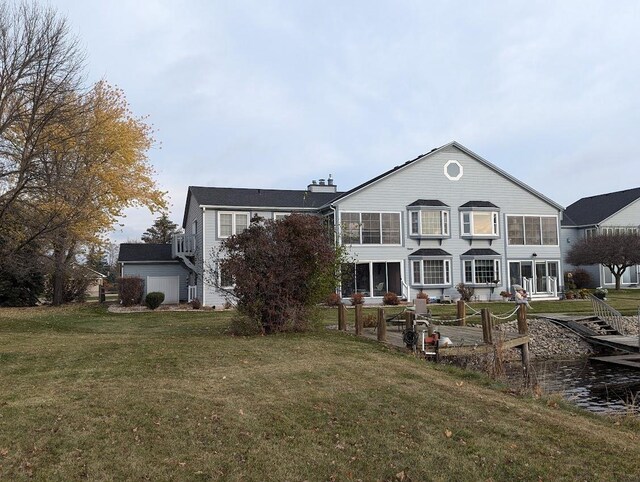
[190,186,341,209]
[183,186,343,227]
[118,244,174,262]
[562,187,640,227]
[409,249,452,257]
[407,199,449,207]
[461,249,501,256]
[460,201,498,208]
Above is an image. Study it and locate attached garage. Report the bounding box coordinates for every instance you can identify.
[146,276,180,304]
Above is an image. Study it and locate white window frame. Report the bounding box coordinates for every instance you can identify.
[409,209,450,237]
[339,211,402,246]
[191,219,197,236]
[274,212,291,221]
[218,262,235,288]
[463,259,501,285]
[218,212,250,238]
[460,211,499,237]
[411,259,452,286]
[506,215,559,246]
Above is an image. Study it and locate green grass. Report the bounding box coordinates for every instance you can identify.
[0,304,639,481]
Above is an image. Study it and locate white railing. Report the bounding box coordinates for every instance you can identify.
[522,277,533,295]
[547,276,558,297]
[590,294,625,335]
[188,285,197,303]
[402,279,411,302]
[172,234,196,258]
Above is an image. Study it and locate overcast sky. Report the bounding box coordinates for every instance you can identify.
[53,0,640,243]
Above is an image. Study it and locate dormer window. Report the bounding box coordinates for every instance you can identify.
[407,200,450,239]
[459,201,500,238]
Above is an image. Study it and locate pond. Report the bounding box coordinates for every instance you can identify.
[508,358,640,416]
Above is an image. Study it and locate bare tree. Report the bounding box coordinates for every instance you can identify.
[566,232,640,290]
[0,1,84,247]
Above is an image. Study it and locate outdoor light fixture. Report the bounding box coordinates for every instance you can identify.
[532,253,538,258]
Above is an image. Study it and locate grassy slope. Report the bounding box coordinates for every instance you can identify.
[0,305,639,481]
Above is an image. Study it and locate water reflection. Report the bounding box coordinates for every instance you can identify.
[509,358,640,415]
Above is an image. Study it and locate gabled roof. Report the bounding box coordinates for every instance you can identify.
[118,243,174,262]
[322,141,564,211]
[460,201,498,208]
[407,199,449,207]
[183,186,342,227]
[409,248,452,257]
[562,187,640,227]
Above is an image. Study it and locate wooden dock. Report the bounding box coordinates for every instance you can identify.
[538,313,640,369]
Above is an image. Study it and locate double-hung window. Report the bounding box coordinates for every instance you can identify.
[340,212,401,245]
[459,202,499,238]
[407,200,450,238]
[409,249,452,287]
[218,212,249,238]
[506,215,558,245]
[461,249,501,285]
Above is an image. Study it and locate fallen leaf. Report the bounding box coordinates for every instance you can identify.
[444,429,453,438]
[239,409,244,416]
[456,381,464,387]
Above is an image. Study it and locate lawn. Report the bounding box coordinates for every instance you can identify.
[0,304,639,481]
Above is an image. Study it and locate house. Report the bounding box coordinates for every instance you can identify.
[120,141,565,305]
[562,187,640,288]
[118,243,191,304]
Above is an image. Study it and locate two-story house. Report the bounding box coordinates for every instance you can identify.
[119,141,565,306]
[562,187,640,288]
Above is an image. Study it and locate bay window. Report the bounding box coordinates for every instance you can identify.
[409,210,450,237]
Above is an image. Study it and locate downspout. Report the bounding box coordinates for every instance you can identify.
[201,206,206,307]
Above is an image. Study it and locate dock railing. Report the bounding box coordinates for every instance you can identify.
[589,294,625,335]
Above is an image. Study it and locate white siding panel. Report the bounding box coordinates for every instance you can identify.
[147,276,179,304]
[122,262,190,301]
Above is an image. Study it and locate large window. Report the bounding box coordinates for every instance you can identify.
[460,211,499,237]
[218,212,249,238]
[340,212,401,245]
[463,259,500,284]
[409,210,449,237]
[341,262,402,297]
[412,259,451,286]
[507,216,558,245]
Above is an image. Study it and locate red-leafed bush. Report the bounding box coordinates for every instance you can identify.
[118,277,144,306]
[382,291,399,305]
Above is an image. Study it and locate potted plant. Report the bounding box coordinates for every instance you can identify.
[565,290,575,300]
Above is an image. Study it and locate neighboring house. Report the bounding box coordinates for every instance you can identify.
[83,267,107,297]
[118,243,191,304]
[120,141,565,306]
[562,187,640,288]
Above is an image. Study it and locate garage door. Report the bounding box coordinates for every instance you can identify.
[146,276,179,304]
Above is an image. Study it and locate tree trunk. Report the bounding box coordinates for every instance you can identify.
[52,246,66,305]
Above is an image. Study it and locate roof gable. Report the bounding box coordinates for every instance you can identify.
[562,187,640,227]
[324,141,564,211]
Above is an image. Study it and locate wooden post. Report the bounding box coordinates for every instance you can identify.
[517,304,531,385]
[338,303,346,331]
[99,285,106,303]
[377,307,386,342]
[404,310,414,332]
[481,308,492,344]
[456,300,466,326]
[355,304,363,335]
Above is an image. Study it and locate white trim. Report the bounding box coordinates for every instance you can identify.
[339,211,403,246]
[200,204,318,211]
[408,208,450,237]
[505,214,559,247]
[460,210,499,237]
[274,212,291,220]
[218,211,250,238]
[444,160,463,181]
[411,258,452,286]
[202,206,206,307]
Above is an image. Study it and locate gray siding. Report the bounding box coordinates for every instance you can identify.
[602,198,640,226]
[121,262,191,301]
[334,145,563,300]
